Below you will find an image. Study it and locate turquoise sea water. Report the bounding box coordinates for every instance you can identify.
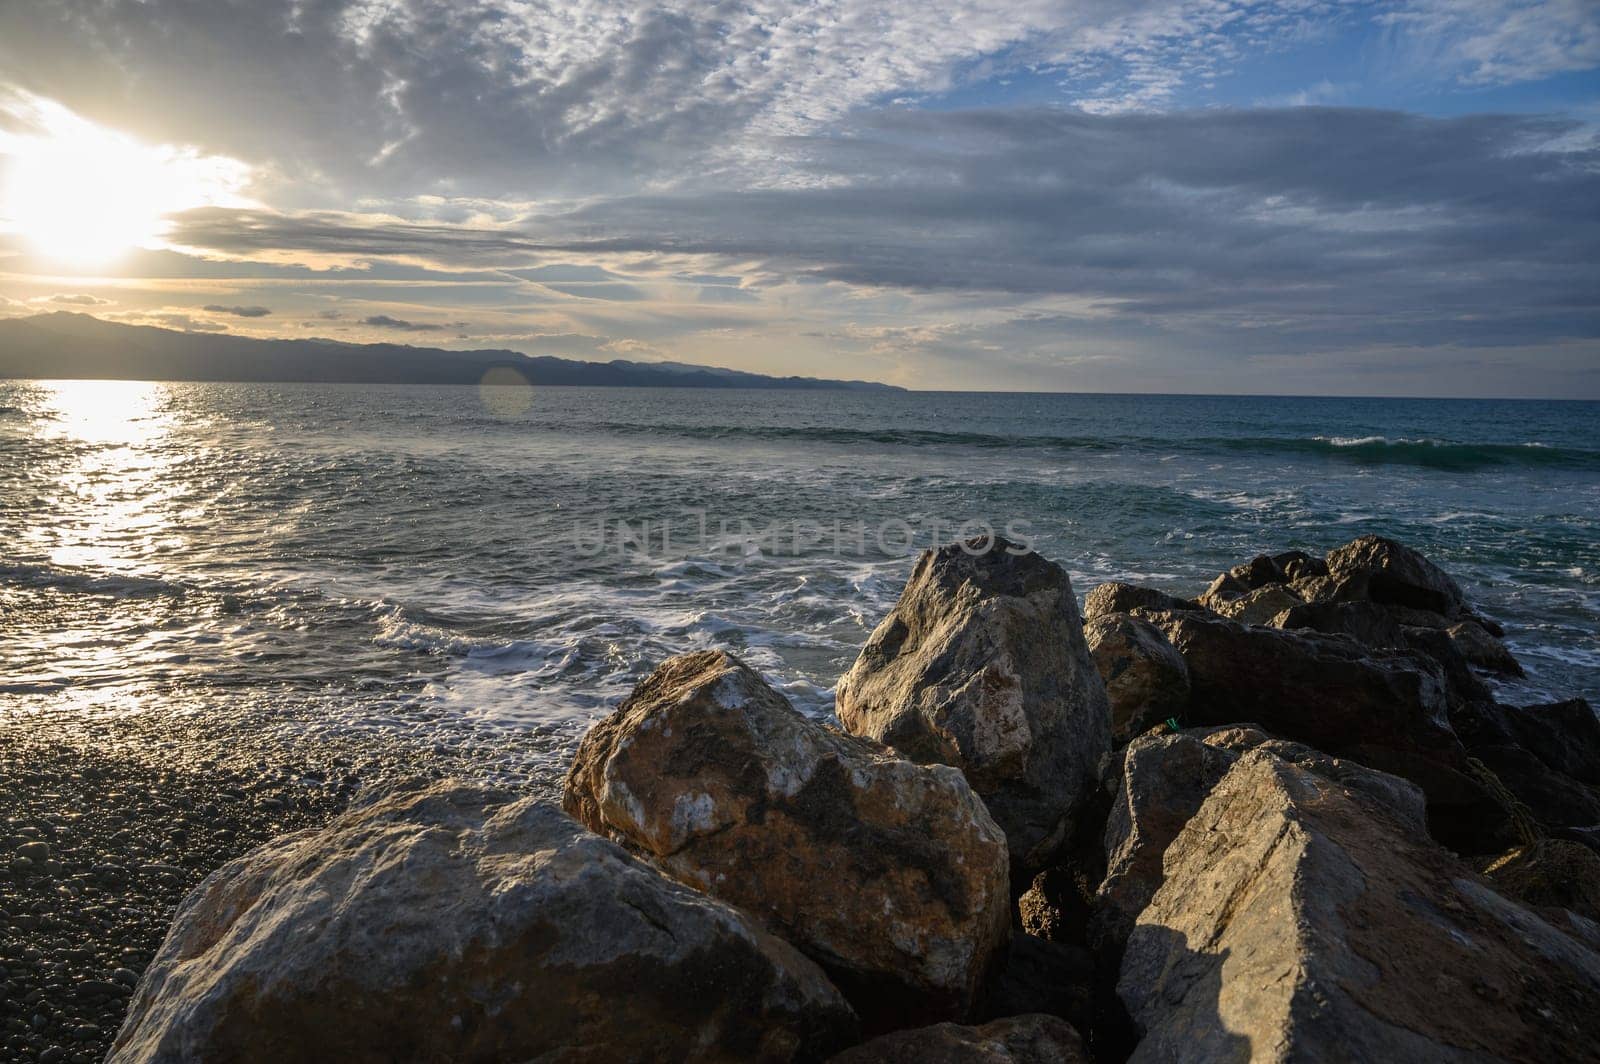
[2,380,1596,777]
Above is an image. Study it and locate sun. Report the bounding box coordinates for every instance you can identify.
[0,96,250,265]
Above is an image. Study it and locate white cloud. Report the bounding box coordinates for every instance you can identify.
[0,0,1457,197]
[1382,0,1600,86]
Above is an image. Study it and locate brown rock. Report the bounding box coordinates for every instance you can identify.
[1209,583,1301,626]
[1284,570,1359,604]
[1083,613,1189,745]
[1267,598,1405,646]
[1120,750,1600,1063]
[1446,620,1525,676]
[1091,729,1241,962]
[1483,838,1600,928]
[1197,571,1247,609]
[1272,549,1327,583]
[1016,865,1092,945]
[1082,582,1197,620]
[837,538,1111,871]
[563,650,1010,1030]
[1138,608,1512,853]
[1451,698,1600,835]
[828,1014,1088,1064]
[1323,534,1466,617]
[1232,553,1288,589]
[111,785,857,1064]
[1091,723,1429,964]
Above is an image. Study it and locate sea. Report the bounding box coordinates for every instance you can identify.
[2,379,1596,782]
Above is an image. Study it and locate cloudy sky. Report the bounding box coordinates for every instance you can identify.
[0,0,1596,395]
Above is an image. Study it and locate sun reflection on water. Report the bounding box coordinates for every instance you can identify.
[24,379,184,571]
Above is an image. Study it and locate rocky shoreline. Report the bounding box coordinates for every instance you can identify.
[0,729,348,1064]
[15,534,1600,1061]
[0,712,563,1064]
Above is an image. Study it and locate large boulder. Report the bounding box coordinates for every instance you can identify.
[837,538,1111,871]
[827,1014,1088,1064]
[1119,750,1600,1063]
[1091,729,1243,962]
[1450,697,1600,833]
[1135,608,1512,854]
[1126,604,1465,755]
[1323,534,1466,618]
[1400,625,1496,706]
[564,650,1010,1030]
[1268,598,1404,647]
[1091,727,1427,963]
[111,785,858,1064]
[1083,613,1189,745]
[1208,536,1526,683]
[1456,697,1600,787]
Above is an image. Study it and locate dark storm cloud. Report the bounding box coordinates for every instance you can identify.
[162,107,1600,352]
[202,304,272,317]
[361,314,445,331]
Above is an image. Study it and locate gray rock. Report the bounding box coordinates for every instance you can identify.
[563,650,1010,1031]
[111,784,857,1063]
[837,538,1111,871]
[827,1014,1088,1063]
[1119,750,1600,1063]
[1450,697,1600,835]
[1083,613,1190,745]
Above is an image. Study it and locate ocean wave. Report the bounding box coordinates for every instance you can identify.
[0,561,189,598]
[372,608,544,664]
[573,420,1122,453]
[547,420,1600,471]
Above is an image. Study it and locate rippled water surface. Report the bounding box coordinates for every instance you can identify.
[3,380,1596,778]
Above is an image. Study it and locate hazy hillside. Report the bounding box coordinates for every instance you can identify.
[0,314,904,391]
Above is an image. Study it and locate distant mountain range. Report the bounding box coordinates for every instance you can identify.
[0,313,905,392]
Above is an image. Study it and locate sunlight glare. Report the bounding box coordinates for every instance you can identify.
[0,95,251,264]
[28,380,184,573]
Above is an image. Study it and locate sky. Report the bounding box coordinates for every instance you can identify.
[0,0,1596,396]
